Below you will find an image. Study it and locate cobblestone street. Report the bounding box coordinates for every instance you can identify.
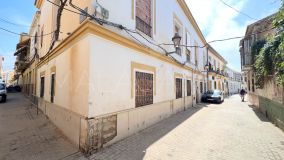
[1,93,284,160]
[0,93,85,160]
[89,95,284,160]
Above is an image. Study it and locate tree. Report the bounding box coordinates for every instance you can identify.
[48,0,69,52]
[254,1,284,87]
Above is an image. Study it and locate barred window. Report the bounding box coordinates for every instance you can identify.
[136,0,152,37]
[135,71,153,107]
[176,78,182,99]
[200,82,203,93]
[50,74,56,103]
[187,80,191,96]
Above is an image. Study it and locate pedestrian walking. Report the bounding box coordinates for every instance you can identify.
[239,88,246,102]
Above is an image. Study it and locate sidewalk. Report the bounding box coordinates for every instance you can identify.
[0,93,85,160]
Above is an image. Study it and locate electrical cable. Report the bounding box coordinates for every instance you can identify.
[0,27,57,37]
[0,18,32,28]
[160,27,276,48]
[218,0,258,21]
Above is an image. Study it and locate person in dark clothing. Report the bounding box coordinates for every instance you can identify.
[240,88,246,102]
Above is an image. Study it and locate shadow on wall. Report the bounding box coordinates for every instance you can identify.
[89,105,206,159]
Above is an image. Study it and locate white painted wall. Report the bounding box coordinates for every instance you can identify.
[88,34,198,117]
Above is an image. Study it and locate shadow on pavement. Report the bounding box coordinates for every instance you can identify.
[90,105,206,160]
[249,105,270,122]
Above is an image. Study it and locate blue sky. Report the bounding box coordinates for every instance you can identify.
[186,0,281,71]
[0,0,282,72]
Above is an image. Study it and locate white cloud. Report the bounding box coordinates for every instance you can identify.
[185,0,252,72]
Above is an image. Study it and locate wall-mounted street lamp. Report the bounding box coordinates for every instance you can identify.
[166,33,182,56]
[204,63,209,71]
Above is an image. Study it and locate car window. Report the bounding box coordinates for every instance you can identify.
[207,90,214,94]
[0,84,5,90]
[214,90,221,95]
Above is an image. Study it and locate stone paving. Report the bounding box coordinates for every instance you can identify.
[89,95,284,160]
[1,93,284,160]
[0,93,85,160]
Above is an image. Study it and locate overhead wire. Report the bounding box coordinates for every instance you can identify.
[0,17,32,28]
[0,27,57,37]
[218,0,258,21]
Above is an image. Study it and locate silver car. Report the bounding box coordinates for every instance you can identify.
[201,90,224,103]
[0,82,7,102]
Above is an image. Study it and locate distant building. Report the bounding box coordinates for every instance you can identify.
[0,55,3,80]
[225,67,242,95]
[2,70,15,85]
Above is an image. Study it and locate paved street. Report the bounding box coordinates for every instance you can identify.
[0,93,85,160]
[1,93,284,160]
[89,95,284,160]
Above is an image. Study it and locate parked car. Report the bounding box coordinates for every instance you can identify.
[201,90,224,103]
[0,82,7,102]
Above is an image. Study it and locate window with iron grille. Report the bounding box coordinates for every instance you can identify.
[136,0,152,37]
[200,82,203,93]
[50,74,56,103]
[176,78,182,99]
[187,80,191,96]
[135,71,153,107]
[40,76,45,98]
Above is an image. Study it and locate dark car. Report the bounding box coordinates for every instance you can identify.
[201,90,224,103]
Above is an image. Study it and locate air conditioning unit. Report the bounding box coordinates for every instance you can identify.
[92,0,109,19]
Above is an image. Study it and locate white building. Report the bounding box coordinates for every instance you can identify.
[225,67,242,95]
[30,0,227,153]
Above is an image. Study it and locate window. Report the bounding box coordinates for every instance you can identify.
[41,26,44,48]
[248,80,251,91]
[186,32,191,62]
[136,0,152,37]
[34,32,38,44]
[252,79,255,92]
[80,7,88,23]
[50,74,56,103]
[174,23,182,56]
[0,83,5,90]
[214,81,217,89]
[194,41,198,65]
[53,0,60,40]
[135,71,153,107]
[176,78,182,99]
[40,76,45,98]
[187,80,191,96]
[200,82,203,93]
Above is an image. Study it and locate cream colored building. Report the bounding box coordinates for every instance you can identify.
[28,0,227,153]
[207,46,228,94]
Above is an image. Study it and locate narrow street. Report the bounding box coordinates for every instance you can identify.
[0,93,85,160]
[89,95,284,160]
[1,93,284,160]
